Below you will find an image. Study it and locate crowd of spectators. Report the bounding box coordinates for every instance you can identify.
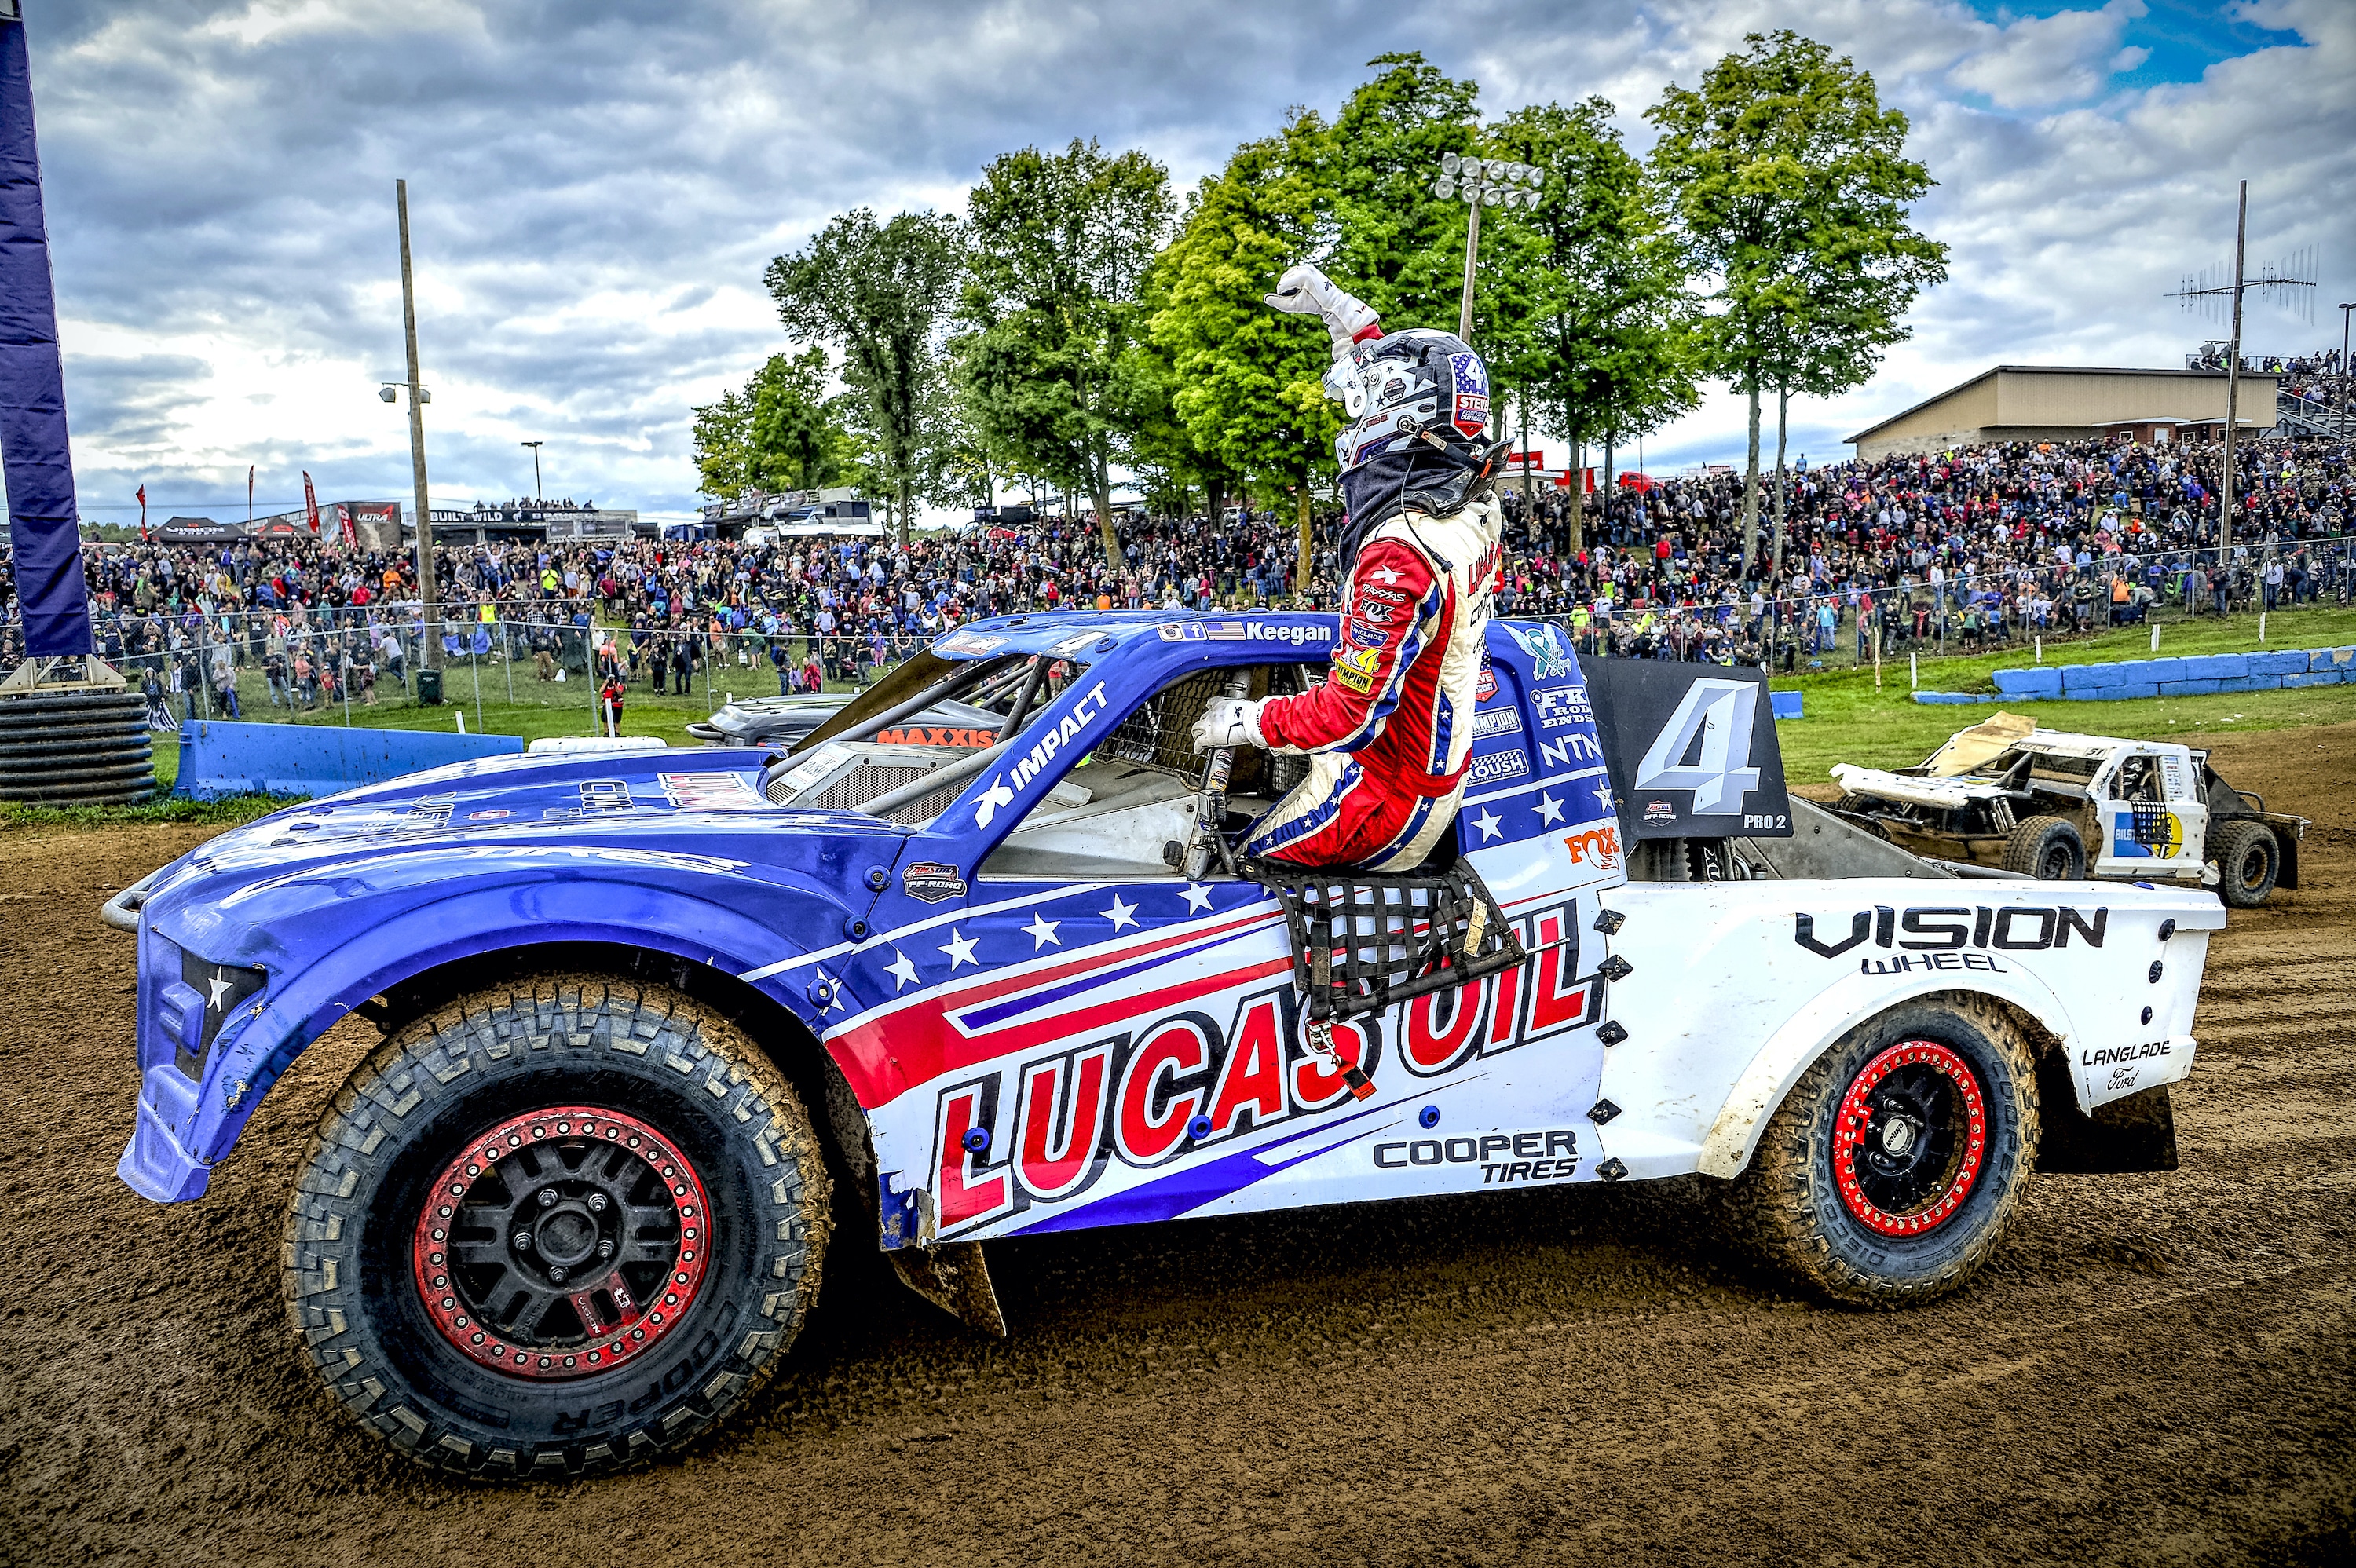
[4,425,2351,722]
[1487,428,2353,667]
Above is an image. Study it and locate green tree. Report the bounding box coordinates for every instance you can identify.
[690,383,755,500]
[1648,30,1947,574]
[692,347,858,501]
[766,207,964,547]
[1147,112,1339,588]
[1485,97,1699,548]
[955,138,1173,568]
[748,347,854,492]
[1322,53,1483,332]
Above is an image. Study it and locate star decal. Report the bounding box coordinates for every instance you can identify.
[1180,883,1215,913]
[938,929,979,970]
[206,970,234,1011]
[884,949,919,991]
[975,777,1016,828]
[1102,894,1140,932]
[1592,784,1616,813]
[1534,791,1566,826]
[1022,912,1063,948]
[1371,565,1401,586]
[811,967,845,1012]
[1472,808,1503,842]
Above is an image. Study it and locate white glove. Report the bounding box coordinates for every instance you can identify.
[1264,264,1380,359]
[1191,697,1265,753]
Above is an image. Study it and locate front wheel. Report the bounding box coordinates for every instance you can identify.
[2004,814,2084,879]
[282,975,832,1476]
[2208,818,2280,908]
[1726,997,2040,1307]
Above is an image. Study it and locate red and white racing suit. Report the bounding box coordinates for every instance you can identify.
[1245,499,1502,871]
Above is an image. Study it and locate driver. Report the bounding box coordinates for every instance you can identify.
[1191,265,1505,872]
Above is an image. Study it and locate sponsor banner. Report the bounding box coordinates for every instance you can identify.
[1472,707,1521,739]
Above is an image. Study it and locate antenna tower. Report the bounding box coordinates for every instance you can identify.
[2164,181,2317,557]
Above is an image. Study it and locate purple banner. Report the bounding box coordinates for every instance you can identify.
[2,13,92,658]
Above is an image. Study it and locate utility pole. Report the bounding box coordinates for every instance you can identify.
[2340,302,2353,435]
[2219,181,2246,560]
[522,440,543,506]
[397,177,440,671]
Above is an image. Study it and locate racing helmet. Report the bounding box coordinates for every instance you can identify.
[1323,328,1492,473]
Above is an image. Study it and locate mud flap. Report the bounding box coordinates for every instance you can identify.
[822,1065,1010,1336]
[887,1242,1008,1339]
[2036,1083,2180,1175]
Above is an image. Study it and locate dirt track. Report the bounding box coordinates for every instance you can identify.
[5,725,2354,1566]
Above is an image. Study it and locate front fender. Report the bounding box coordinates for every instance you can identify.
[122,874,856,1202]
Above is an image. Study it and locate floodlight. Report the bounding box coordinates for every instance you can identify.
[1433,177,1455,199]
[1483,185,1502,206]
[1461,183,1478,204]
[379,386,397,403]
[419,389,431,404]
[1462,156,1484,180]
[1440,152,1461,174]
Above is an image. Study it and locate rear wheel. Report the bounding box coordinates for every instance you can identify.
[282,975,831,1476]
[2209,818,2280,908]
[1727,997,2039,1307]
[2004,814,2084,879]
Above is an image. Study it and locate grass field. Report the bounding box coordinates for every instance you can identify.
[38,605,2356,826]
[1769,607,2356,783]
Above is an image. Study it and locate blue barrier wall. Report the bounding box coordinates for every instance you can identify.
[1769,690,1803,720]
[172,721,525,800]
[1916,644,2356,705]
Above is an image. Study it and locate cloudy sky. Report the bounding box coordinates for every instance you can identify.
[10,0,2351,526]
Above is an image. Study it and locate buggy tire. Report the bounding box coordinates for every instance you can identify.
[281,974,831,1477]
[2004,815,2084,880]
[2209,818,2280,908]
[1725,996,2039,1307]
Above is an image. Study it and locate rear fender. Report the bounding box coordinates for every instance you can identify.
[130,880,856,1201]
[1692,967,2079,1179]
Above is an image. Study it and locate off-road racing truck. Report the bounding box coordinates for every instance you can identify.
[1829,711,2308,908]
[103,613,2219,1478]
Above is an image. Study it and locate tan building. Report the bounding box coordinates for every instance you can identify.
[1846,365,2280,460]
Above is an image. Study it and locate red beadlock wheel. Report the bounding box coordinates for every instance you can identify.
[411,1106,713,1380]
[1832,1040,1988,1237]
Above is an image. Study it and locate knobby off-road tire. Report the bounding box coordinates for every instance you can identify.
[2004,815,2084,880]
[282,974,832,1477]
[2208,818,2280,908]
[1726,996,2040,1307]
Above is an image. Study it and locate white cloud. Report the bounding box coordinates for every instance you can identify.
[1948,0,2149,110]
[8,0,2348,521]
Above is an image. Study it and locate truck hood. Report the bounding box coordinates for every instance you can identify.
[141,746,908,956]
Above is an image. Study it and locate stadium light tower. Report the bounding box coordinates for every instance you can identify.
[1429,152,1543,344]
[521,440,543,506]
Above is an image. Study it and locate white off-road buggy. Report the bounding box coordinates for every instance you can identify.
[1830,711,2307,908]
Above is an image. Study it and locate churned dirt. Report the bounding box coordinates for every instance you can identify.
[5,724,2354,1567]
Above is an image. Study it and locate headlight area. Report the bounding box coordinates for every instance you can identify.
[142,932,269,1084]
